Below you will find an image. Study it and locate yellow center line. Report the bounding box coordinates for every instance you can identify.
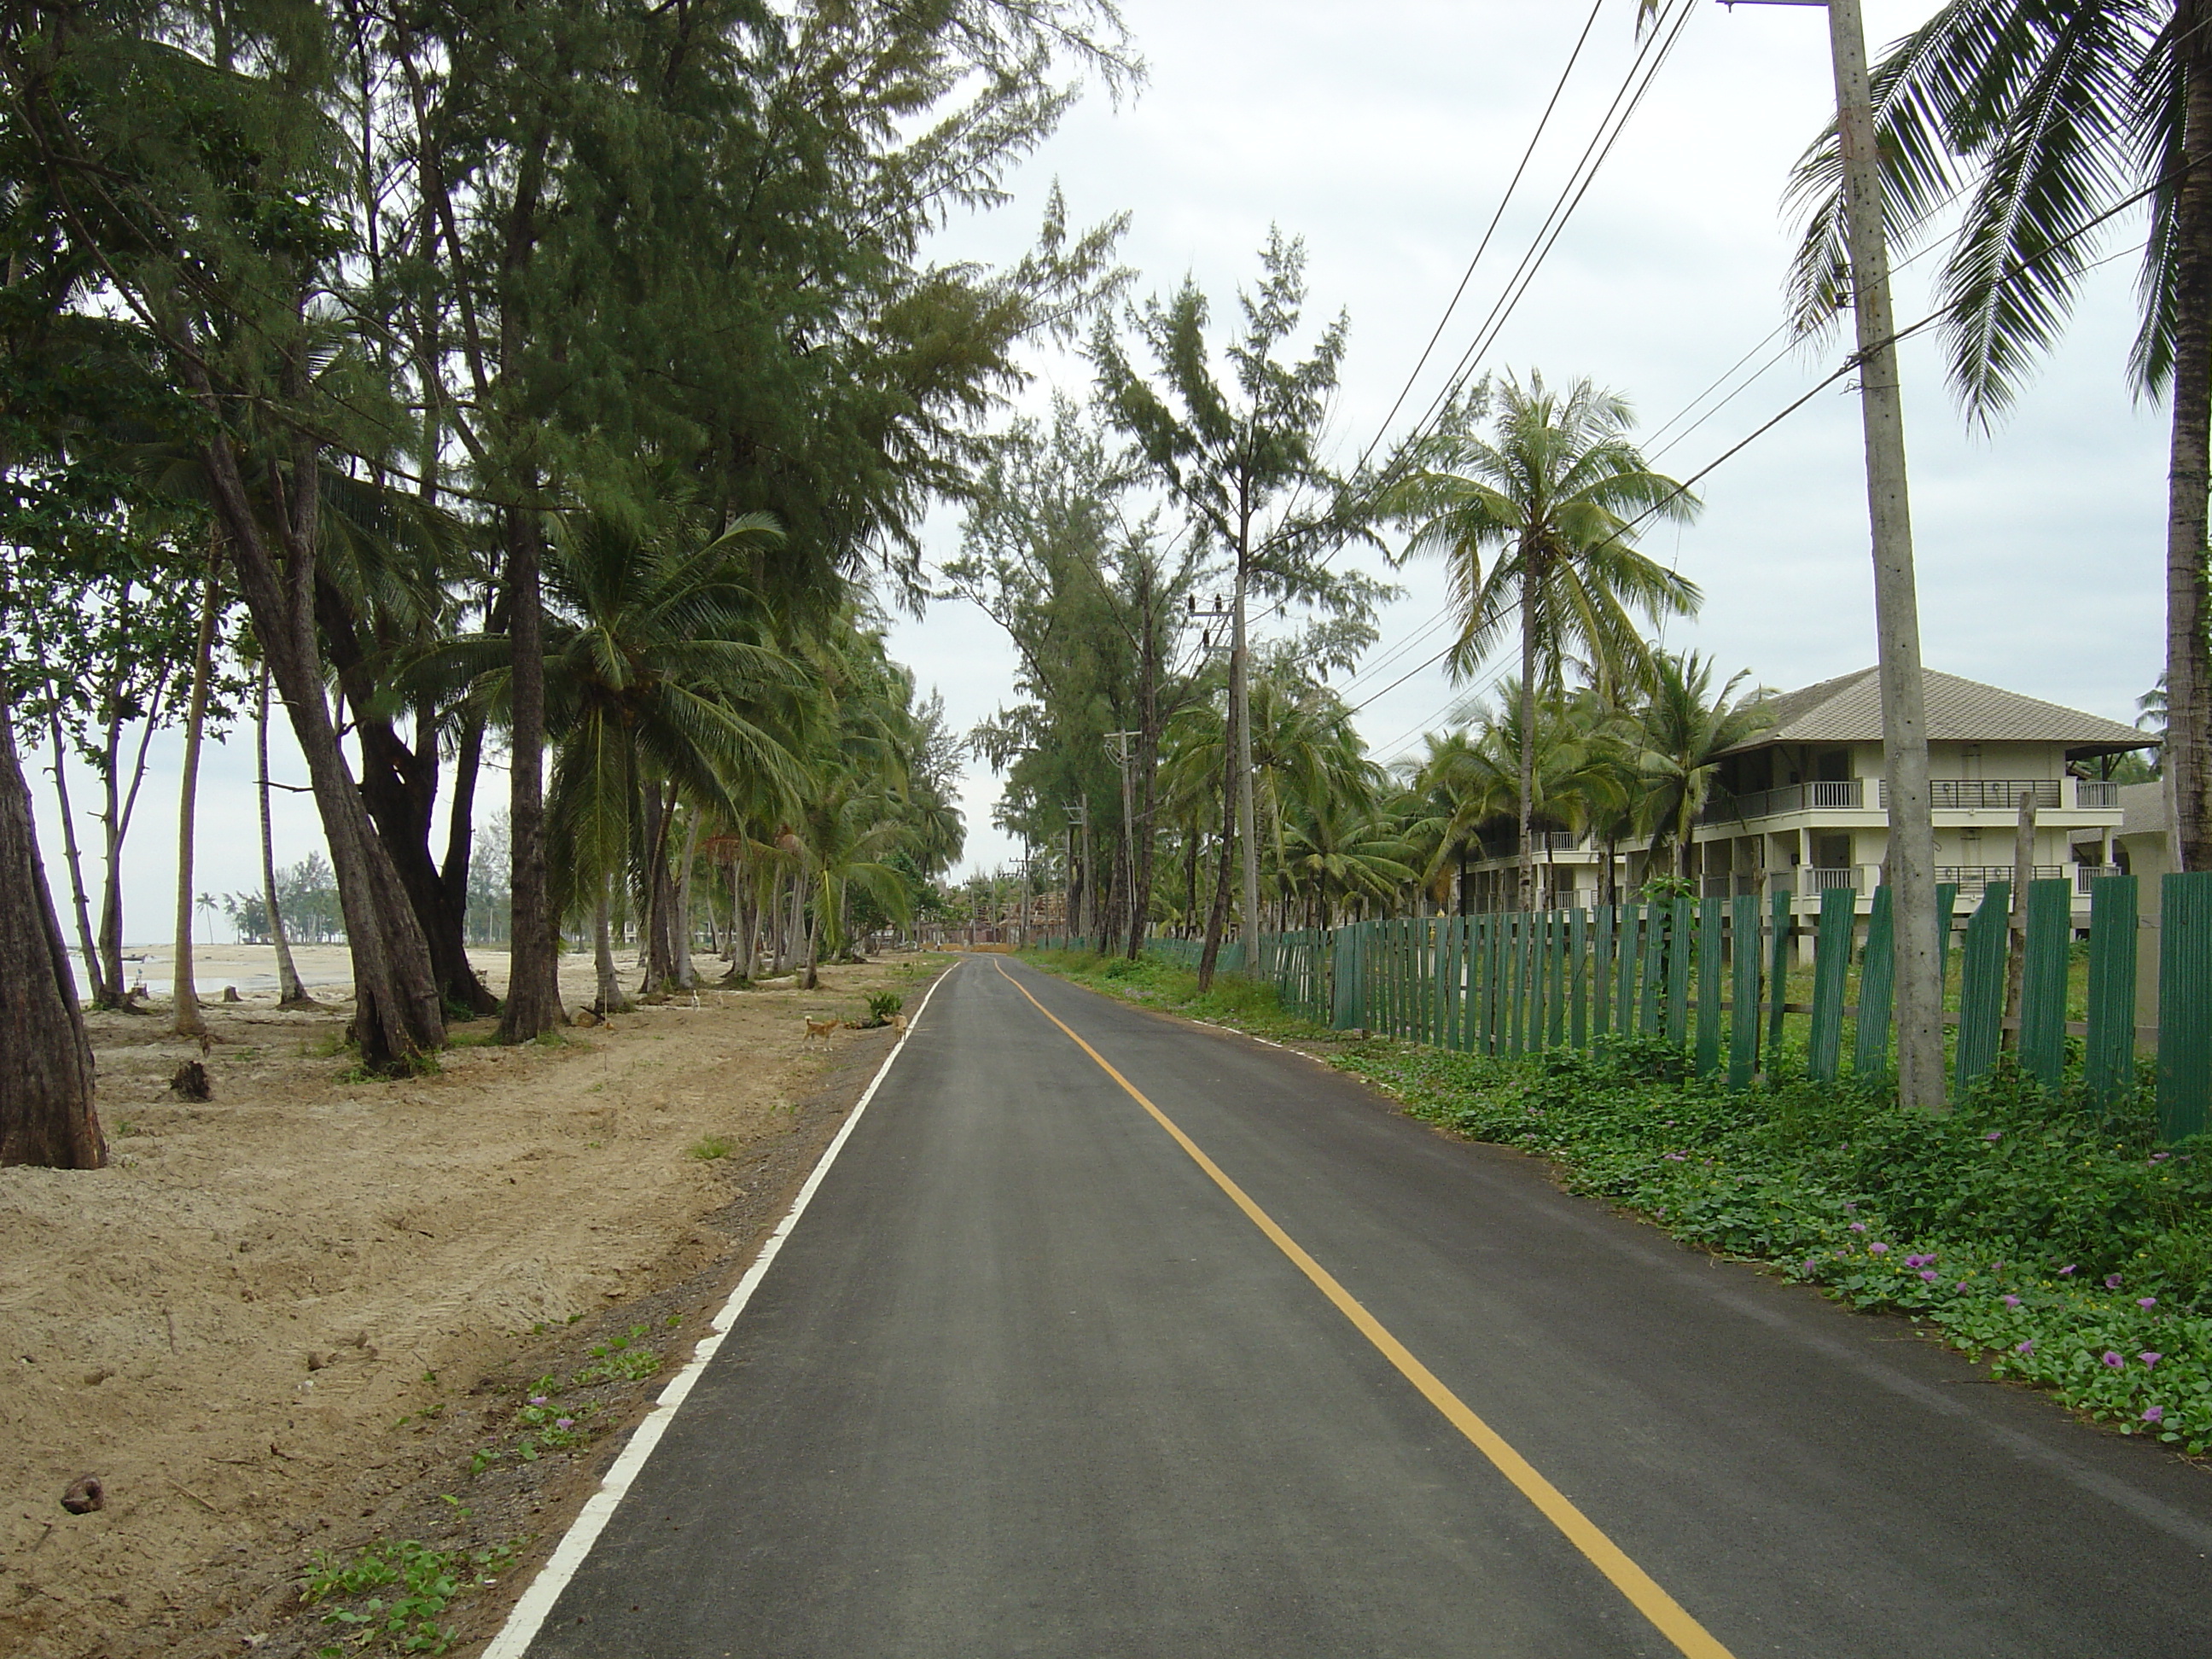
[991,959,1736,1659]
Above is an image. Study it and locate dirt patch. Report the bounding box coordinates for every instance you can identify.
[0,949,945,1659]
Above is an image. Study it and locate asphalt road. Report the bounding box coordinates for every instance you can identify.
[521,957,2212,1657]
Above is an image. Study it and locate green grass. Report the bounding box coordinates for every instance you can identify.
[1023,948,2212,1458]
[300,1536,515,1655]
[1021,948,1336,1042]
[688,1134,733,1161]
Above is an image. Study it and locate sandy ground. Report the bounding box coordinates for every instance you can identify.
[0,946,943,1658]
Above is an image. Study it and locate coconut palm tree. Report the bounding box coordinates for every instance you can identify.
[418,512,809,1010]
[1278,792,1417,926]
[1784,0,2212,871]
[1388,371,1702,910]
[1633,652,1773,883]
[1407,728,1514,911]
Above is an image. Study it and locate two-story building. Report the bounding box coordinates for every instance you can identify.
[1453,668,2155,924]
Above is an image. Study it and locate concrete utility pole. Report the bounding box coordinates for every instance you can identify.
[1106,731,1139,952]
[1728,0,1944,1109]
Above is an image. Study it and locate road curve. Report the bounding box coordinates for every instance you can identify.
[518,956,2212,1657]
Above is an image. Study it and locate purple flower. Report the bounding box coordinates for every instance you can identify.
[2144,1405,2165,1423]
[2017,1339,2035,1354]
[2104,1350,2125,1369]
[1842,1201,1858,1212]
[2003,1295,2023,1307]
[529,1395,549,1406]
[1662,1152,1686,1162]
[1957,1281,1970,1292]
[2139,1296,2158,1309]
[1920,1270,1941,1283]
[2106,1273,2124,1290]
[2151,1152,2169,1162]
[1985,1131,2003,1142]
[2142,1352,2163,1368]
[1802,1259,1819,1274]
[555,1417,574,1430]
[1848,1221,1867,1233]
[1869,1242,1889,1255]
[2059,1264,2077,1277]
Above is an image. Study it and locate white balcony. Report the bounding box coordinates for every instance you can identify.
[1701,780,1864,823]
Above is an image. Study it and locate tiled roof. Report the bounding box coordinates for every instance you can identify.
[1717,667,2154,756]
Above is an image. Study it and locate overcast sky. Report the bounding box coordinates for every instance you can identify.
[893,0,2166,879]
[35,0,2169,951]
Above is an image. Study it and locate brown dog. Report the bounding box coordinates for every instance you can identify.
[803,1016,839,1042]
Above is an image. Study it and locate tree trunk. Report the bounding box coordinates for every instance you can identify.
[1517,568,1540,913]
[1232,557,1260,952]
[44,703,104,1007]
[316,579,498,1016]
[800,876,821,990]
[1185,815,1201,933]
[96,661,167,1010]
[440,709,485,925]
[190,408,445,1072]
[672,812,701,988]
[499,501,564,1039]
[169,561,220,1039]
[1,701,104,1167]
[255,665,311,1007]
[723,859,756,985]
[638,785,681,992]
[592,878,632,1014]
[2169,0,2212,872]
[768,869,792,974]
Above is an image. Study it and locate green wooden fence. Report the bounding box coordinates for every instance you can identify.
[1051,870,2212,1144]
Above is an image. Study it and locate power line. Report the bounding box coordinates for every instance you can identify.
[1249,0,1696,641]
[1359,154,2175,765]
[1358,0,1610,459]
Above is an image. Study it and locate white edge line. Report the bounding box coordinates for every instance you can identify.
[478,961,960,1658]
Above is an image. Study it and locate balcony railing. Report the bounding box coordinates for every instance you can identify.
[1936,864,2069,894]
[1768,866,1864,897]
[2076,781,2120,808]
[1699,874,1763,899]
[1700,779,1864,823]
[2075,864,2122,892]
[1880,779,2061,811]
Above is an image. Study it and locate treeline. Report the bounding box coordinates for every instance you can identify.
[0,0,1137,1167]
[959,306,1758,973]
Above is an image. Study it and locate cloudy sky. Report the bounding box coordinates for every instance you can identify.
[33,0,2169,951]
[894,0,2166,878]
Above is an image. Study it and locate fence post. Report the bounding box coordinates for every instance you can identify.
[1593,905,1615,1039]
[1807,884,1855,1081]
[1767,890,1792,1057]
[2157,870,2212,1142]
[2085,875,2138,1114]
[2017,878,2072,1089]
[1615,904,1639,1041]
[1666,896,1694,1046]
[1853,884,1895,1079]
[1570,907,1590,1051]
[1557,911,1575,1052]
[1639,904,1664,1035]
[1954,882,2009,1095]
[1728,892,1760,1088]
[1695,896,1723,1075]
